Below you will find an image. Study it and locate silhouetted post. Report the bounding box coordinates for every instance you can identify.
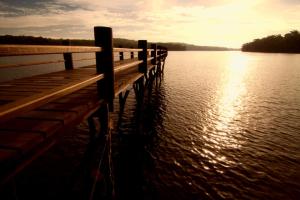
[130,51,134,59]
[120,51,124,60]
[119,45,124,61]
[63,40,73,70]
[138,40,147,75]
[151,44,157,65]
[158,46,162,59]
[94,26,114,111]
[130,46,134,59]
[162,48,165,72]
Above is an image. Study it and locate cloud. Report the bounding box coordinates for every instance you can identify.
[0,0,299,47]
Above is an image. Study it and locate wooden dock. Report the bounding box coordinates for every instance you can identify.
[0,26,168,187]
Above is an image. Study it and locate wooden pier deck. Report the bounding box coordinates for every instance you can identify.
[0,26,168,186]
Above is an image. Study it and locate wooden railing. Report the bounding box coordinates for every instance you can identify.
[0,26,168,187]
[0,26,168,122]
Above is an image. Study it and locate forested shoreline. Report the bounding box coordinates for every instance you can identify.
[242,30,300,53]
[0,35,235,51]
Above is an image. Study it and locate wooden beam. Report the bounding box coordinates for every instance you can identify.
[0,45,102,56]
[114,60,143,73]
[0,60,65,69]
[113,48,142,52]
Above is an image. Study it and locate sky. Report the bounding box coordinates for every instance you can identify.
[0,0,299,48]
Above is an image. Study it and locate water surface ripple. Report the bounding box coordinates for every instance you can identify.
[116,51,300,200]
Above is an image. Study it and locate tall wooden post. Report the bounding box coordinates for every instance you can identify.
[138,40,147,75]
[151,44,157,65]
[94,26,114,111]
[63,40,73,70]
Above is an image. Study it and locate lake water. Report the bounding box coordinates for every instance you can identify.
[1,51,300,199]
[114,51,300,200]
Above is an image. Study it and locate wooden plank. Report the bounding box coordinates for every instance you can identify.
[113,48,142,52]
[0,131,44,154]
[114,57,138,66]
[0,118,63,137]
[12,80,71,86]
[81,84,97,90]
[114,60,142,73]
[19,110,78,125]
[0,91,38,96]
[73,57,95,62]
[0,45,102,56]
[11,81,64,86]
[0,149,19,164]
[114,72,144,96]
[47,92,104,124]
[0,95,32,101]
[19,68,96,79]
[0,118,62,137]
[9,84,63,90]
[0,74,104,122]
[75,88,97,94]
[10,74,94,82]
[0,59,64,69]
[53,93,98,104]
[0,100,12,106]
[0,85,55,91]
[37,102,89,114]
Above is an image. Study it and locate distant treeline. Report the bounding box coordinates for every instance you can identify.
[156,42,236,51]
[0,35,235,51]
[0,35,137,48]
[242,30,300,53]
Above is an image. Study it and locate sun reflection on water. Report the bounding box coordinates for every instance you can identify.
[216,52,248,132]
[202,52,250,169]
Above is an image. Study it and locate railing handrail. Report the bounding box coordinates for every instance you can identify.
[0,44,166,70]
[113,47,142,52]
[0,45,102,56]
[0,44,165,57]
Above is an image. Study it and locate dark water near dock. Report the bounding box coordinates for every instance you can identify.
[1,51,300,199]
